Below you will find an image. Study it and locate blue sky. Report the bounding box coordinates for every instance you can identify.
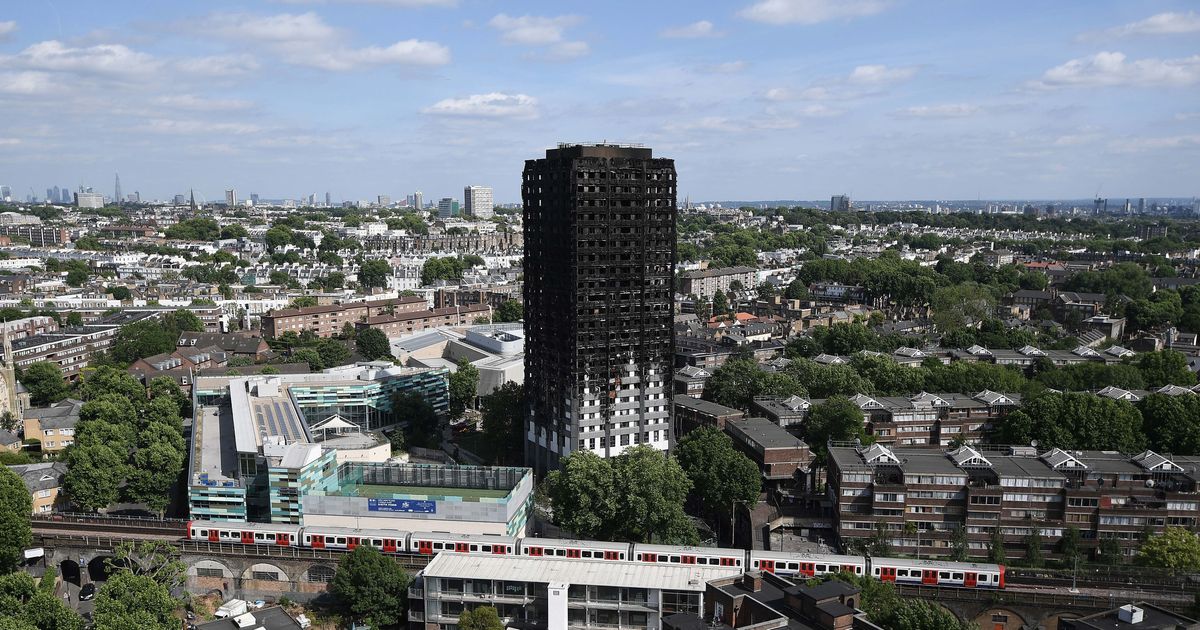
[0,0,1197,203]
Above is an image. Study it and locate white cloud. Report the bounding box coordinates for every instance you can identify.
[6,40,161,77]
[660,20,721,39]
[0,21,16,41]
[739,0,890,25]
[1034,51,1200,88]
[489,14,588,59]
[1052,133,1100,147]
[175,54,261,77]
[898,103,979,118]
[141,118,263,135]
[0,138,21,146]
[155,95,255,112]
[706,61,748,74]
[1100,11,1200,37]
[489,14,582,45]
[422,92,539,119]
[848,64,917,84]
[1110,134,1200,153]
[202,12,450,70]
[0,71,56,95]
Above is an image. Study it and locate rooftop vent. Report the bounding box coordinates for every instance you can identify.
[1117,604,1143,624]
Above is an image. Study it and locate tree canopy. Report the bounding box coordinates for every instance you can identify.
[675,427,760,541]
[1138,527,1200,572]
[545,446,697,544]
[449,359,480,419]
[93,571,177,630]
[0,467,32,573]
[331,546,412,629]
[17,361,69,406]
[356,328,392,361]
[479,382,524,465]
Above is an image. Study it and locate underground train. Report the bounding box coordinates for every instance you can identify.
[185,520,1005,589]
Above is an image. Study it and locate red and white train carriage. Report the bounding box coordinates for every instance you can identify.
[749,551,866,577]
[519,538,629,561]
[187,521,302,546]
[408,532,518,556]
[301,527,408,553]
[870,557,1005,589]
[632,544,744,568]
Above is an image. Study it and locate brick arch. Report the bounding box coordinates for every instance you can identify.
[190,559,235,578]
[302,564,336,584]
[242,562,291,583]
[972,606,1030,630]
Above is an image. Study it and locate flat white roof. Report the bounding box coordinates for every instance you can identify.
[423,553,741,591]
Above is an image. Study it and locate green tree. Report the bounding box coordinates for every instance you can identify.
[494,300,523,323]
[0,572,81,630]
[931,282,996,333]
[65,268,89,287]
[805,396,870,464]
[105,541,186,591]
[675,427,761,543]
[291,296,318,309]
[883,599,977,630]
[394,392,441,448]
[292,347,324,371]
[785,359,872,399]
[93,571,177,630]
[317,338,352,368]
[783,279,808,300]
[995,392,1145,453]
[220,224,248,239]
[1024,526,1044,568]
[269,270,290,285]
[1137,527,1200,572]
[63,444,127,512]
[479,382,524,465]
[330,546,411,629]
[457,606,505,630]
[449,358,480,419]
[1060,526,1082,565]
[988,528,1007,564]
[1140,393,1200,455]
[17,361,68,406]
[948,524,968,561]
[1098,537,1123,565]
[359,259,392,290]
[108,286,131,301]
[0,467,32,573]
[704,358,805,409]
[546,447,697,544]
[126,442,184,517]
[356,328,392,361]
[1135,350,1198,388]
[711,290,729,317]
[107,320,176,364]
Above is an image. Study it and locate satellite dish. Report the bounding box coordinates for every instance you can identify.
[1030,440,1039,448]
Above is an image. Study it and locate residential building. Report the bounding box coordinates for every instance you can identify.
[724,416,812,483]
[679,266,757,300]
[408,553,737,629]
[523,144,676,471]
[828,443,1200,562]
[11,323,128,380]
[463,185,494,219]
[7,462,69,514]
[225,189,237,206]
[0,225,69,246]
[830,195,850,213]
[22,399,83,455]
[357,303,493,339]
[261,296,427,339]
[178,332,272,362]
[672,365,710,397]
[672,394,744,435]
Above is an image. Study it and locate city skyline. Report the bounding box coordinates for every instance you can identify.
[0,1,1198,202]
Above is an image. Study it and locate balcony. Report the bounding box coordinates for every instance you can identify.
[408,587,423,598]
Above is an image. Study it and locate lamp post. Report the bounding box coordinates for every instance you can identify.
[1069,555,1079,594]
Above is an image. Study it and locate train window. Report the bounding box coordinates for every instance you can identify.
[952,573,963,580]
[255,533,265,540]
[816,564,826,572]
[582,551,593,558]
[434,543,444,550]
[470,545,479,552]
[669,556,680,563]
[736,559,742,567]
[635,554,642,561]
[337,537,346,544]
[939,572,950,579]
[198,530,206,537]
[897,569,908,577]
[856,567,863,574]
[873,568,880,575]
[481,545,491,552]
[697,558,708,565]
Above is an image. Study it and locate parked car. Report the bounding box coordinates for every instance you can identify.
[79,583,95,601]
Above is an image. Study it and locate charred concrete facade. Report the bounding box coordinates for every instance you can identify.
[522,144,676,472]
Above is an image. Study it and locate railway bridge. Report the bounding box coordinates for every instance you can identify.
[29,515,1200,619]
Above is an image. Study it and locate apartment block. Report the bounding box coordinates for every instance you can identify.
[357,303,493,338]
[679,266,757,300]
[828,443,1200,562]
[262,296,427,338]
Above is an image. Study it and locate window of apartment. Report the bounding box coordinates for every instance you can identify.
[970,495,1000,505]
[1068,497,1099,508]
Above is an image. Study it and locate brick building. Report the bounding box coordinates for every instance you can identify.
[679,266,757,300]
[262,296,427,338]
[828,443,1200,562]
[357,303,493,338]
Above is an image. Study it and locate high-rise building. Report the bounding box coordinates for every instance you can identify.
[437,197,459,218]
[75,192,104,209]
[250,193,260,206]
[522,143,676,472]
[46,188,55,203]
[1139,197,1146,214]
[60,187,71,204]
[225,189,237,206]
[831,194,851,212]
[325,192,332,207]
[0,186,11,202]
[413,191,424,210]
[114,173,122,207]
[463,185,494,219]
[378,195,391,207]
[174,194,186,205]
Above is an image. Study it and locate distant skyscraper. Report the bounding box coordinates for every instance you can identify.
[75,192,104,209]
[325,192,332,207]
[46,188,55,203]
[174,194,186,205]
[463,185,494,219]
[60,187,71,204]
[0,186,11,202]
[1094,197,1107,215]
[225,189,237,206]
[378,195,391,207]
[831,194,851,212]
[437,197,459,218]
[250,193,260,206]
[114,173,122,207]
[1139,198,1146,214]
[1124,199,1132,214]
[522,143,676,472]
[413,191,424,210]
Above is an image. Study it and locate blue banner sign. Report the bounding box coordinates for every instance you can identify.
[368,498,437,513]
